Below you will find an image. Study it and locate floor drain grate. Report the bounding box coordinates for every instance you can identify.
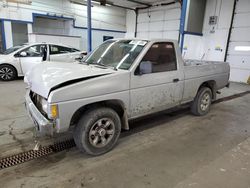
[0,139,75,170]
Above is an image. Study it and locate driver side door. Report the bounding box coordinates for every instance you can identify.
[130,42,184,118]
[15,44,47,75]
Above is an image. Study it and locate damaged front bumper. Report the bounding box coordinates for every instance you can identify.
[25,91,55,136]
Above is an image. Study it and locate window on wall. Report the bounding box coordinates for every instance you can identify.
[12,22,28,46]
[140,42,177,73]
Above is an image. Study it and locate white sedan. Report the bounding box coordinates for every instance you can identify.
[0,43,82,81]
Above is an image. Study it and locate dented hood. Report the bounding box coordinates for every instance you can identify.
[25,62,115,98]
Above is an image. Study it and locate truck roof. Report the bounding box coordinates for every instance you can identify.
[111,38,178,43]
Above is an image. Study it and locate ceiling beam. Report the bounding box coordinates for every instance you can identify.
[71,0,135,10]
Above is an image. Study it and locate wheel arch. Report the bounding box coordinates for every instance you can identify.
[70,99,129,130]
[198,80,217,100]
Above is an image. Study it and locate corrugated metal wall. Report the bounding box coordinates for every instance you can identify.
[136,3,181,40]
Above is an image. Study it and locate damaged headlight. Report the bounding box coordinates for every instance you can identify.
[40,97,58,119]
[41,98,48,114]
[30,91,58,120]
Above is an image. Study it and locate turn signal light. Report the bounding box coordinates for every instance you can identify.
[50,104,58,119]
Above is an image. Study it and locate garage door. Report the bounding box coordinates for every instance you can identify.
[136,3,181,40]
[227,0,250,83]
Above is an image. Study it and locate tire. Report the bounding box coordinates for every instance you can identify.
[191,87,212,116]
[0,64,17,81]
[73,107,121,156]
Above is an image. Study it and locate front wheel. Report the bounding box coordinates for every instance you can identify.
[191,87,212,116]
[73,107,121,156]
[0,65,17,81]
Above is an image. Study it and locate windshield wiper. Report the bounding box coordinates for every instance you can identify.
[91,62,117,70]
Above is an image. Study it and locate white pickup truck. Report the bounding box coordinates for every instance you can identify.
[25,39,230,155]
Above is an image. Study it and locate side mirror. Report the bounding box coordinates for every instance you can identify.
[81,51,87,56]
[20,51,27,57]
[138,61,152,75]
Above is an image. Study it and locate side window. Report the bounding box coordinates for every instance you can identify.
[71,48,80,52]
[140,42,177,73]
[20,45,46,57]
[50,45,72,55]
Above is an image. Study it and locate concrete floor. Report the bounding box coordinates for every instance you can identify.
[0,80,250,188]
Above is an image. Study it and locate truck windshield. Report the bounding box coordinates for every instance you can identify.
[84,40,148,70]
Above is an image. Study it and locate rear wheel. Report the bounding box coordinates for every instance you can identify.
[0,65,17,81]
[191,87,212,116]
[73,107,121,156]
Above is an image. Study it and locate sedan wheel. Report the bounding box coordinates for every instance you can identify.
[0,65,17,81]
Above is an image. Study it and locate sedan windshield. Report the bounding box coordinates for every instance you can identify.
[84,40,148,70]
[2,45,25,55]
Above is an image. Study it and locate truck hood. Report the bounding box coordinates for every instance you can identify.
[25,62,116,98]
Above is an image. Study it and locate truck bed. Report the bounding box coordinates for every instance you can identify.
[184,59,230,79]
[184,59,225,66]
[181,59,230,103]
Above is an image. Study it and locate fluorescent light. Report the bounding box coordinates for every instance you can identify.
[235,46,250,51]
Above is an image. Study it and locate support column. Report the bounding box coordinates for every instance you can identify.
[27,23,34,43]
[3,21,13,49]
[179,0,188,53]
[87,0,92,52]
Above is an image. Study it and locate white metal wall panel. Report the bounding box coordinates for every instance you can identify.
[164,8,181,20]
[149,31,163,39]
[233,13,250,27]
[162,31,179,40]
[227,56,250,70]
[163,20,180,31]
[217,0,235,29]
[137,3,181,40]
[235,0,250,13]
[227,0,250,83]
[137,22,149,32]
[149,21,163,31]
[230,28,250,41]
[138,13,150,23]
[230,68,250,83]
[228,42,250,56]
[150,11,165,21]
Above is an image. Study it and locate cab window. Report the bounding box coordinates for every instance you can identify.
[140,42,177,73]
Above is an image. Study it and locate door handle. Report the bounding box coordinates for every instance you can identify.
[173,78,179,83]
